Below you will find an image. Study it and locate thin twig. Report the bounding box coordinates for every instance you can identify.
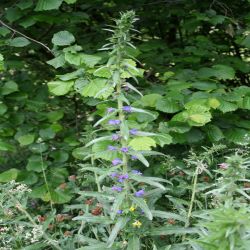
[0,20,52,53]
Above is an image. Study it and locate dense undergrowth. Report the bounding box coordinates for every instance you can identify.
[0,1,250,249]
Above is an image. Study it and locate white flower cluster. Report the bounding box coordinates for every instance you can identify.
[24,226,43,243]
[8,181,32,194]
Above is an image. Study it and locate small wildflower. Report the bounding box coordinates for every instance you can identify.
[111,186,123,192]
[112,134,121,141]
[135,189,145,197]
[218,163,229,170]
[117,210,123,214]
[129,206,136,212]
[123,106,132,113]
[121,147,129,153]
[107,107,115,113]
[129,128,138,135]
[167,219,176,225]
[110,172,118,178]
[131,155,138,160]
[132,220,142,228]
[131,170,142,175]
[108,145,117,151]
[108,119,121,125]
[118,173,129,182]
[112,158,123,166]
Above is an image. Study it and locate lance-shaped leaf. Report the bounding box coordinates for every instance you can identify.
[149,226,198,236]
[107,217,128,247]
[77,191,114,201]
[151,210,187,223]
[85,136,112,147]
[128,151,149,167]
[121,120,129,140]
[131,107,156,119]
[130,175,166,190]
[127,236,140,250]
[110,192,126,220]
[94,110,118,127]
[126,82,143,96]
[72,215,112,224]
[131,196,153,220]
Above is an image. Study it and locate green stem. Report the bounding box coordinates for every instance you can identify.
[182,166,199,241]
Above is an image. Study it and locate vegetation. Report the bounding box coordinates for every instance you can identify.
[0,0,250,249]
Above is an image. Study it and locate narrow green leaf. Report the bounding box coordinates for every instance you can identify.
[131,197,153,220]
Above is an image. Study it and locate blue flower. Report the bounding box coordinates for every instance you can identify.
[112,158,123,166]
[129,128,138,135]
[117,210,123,214]
[108,119,121,125]
[110,172,118,178]
[135,189,145,197]
[112,134,121,141]
[121,147,129,153]
[107,107,115,113]
[131,155,138,160]
[108,145,117,151]
[132,170,142,175]
[118,173,129,182]
[123,106,132,113]
[111,186,123,192]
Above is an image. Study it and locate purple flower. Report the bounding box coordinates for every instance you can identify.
[121,147,129,153]
[117,210,123,214]
[108,119,121,125]
[132,170,142,175]
[112,158,123,166]
[111,186,123,192]
[112,134,121,141]
[118,173,129,182]
[110,172,118,178]
[108,145,117,151]
[123,106,132,113]
[129,128,138,135]
[218,163,229,170]
[135,189,145,197]
[131,155,138,160]
[107,107,115,113]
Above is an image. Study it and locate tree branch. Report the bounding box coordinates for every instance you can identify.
[0,19,53,53]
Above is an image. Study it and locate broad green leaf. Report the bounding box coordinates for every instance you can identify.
[107,217,128,247]
[0,168,19,182]
[140,94,162,107]
[0,102,7,115]
[85,135,112,147]
[9,37,30,47]
[1,81,18,95]
[0,140,14,151]
[81,54,101,67]
[81,78,113,99]
[57,69,84,81]
[156,97,181,113]
[192,81,218,90]
[208,98,220,109]
[39,128,56,139]
[52,31,75,46]
[212,64,235,80]
[218,100,238,113]
[0,53,4,70]
[48,80,74,96]
[92,141,120,161]
[43,189,72,204]
[242,96,250,110]
[129,137,156,150]
[205,125,224,142]
[47,110,64,122]
[17,134,35,146]
[47,54,65,68]
[131,197,153,220]
[17,0,33,9]
[35,0,63,11]
[26,155,48,172]
[225,128,250,145]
